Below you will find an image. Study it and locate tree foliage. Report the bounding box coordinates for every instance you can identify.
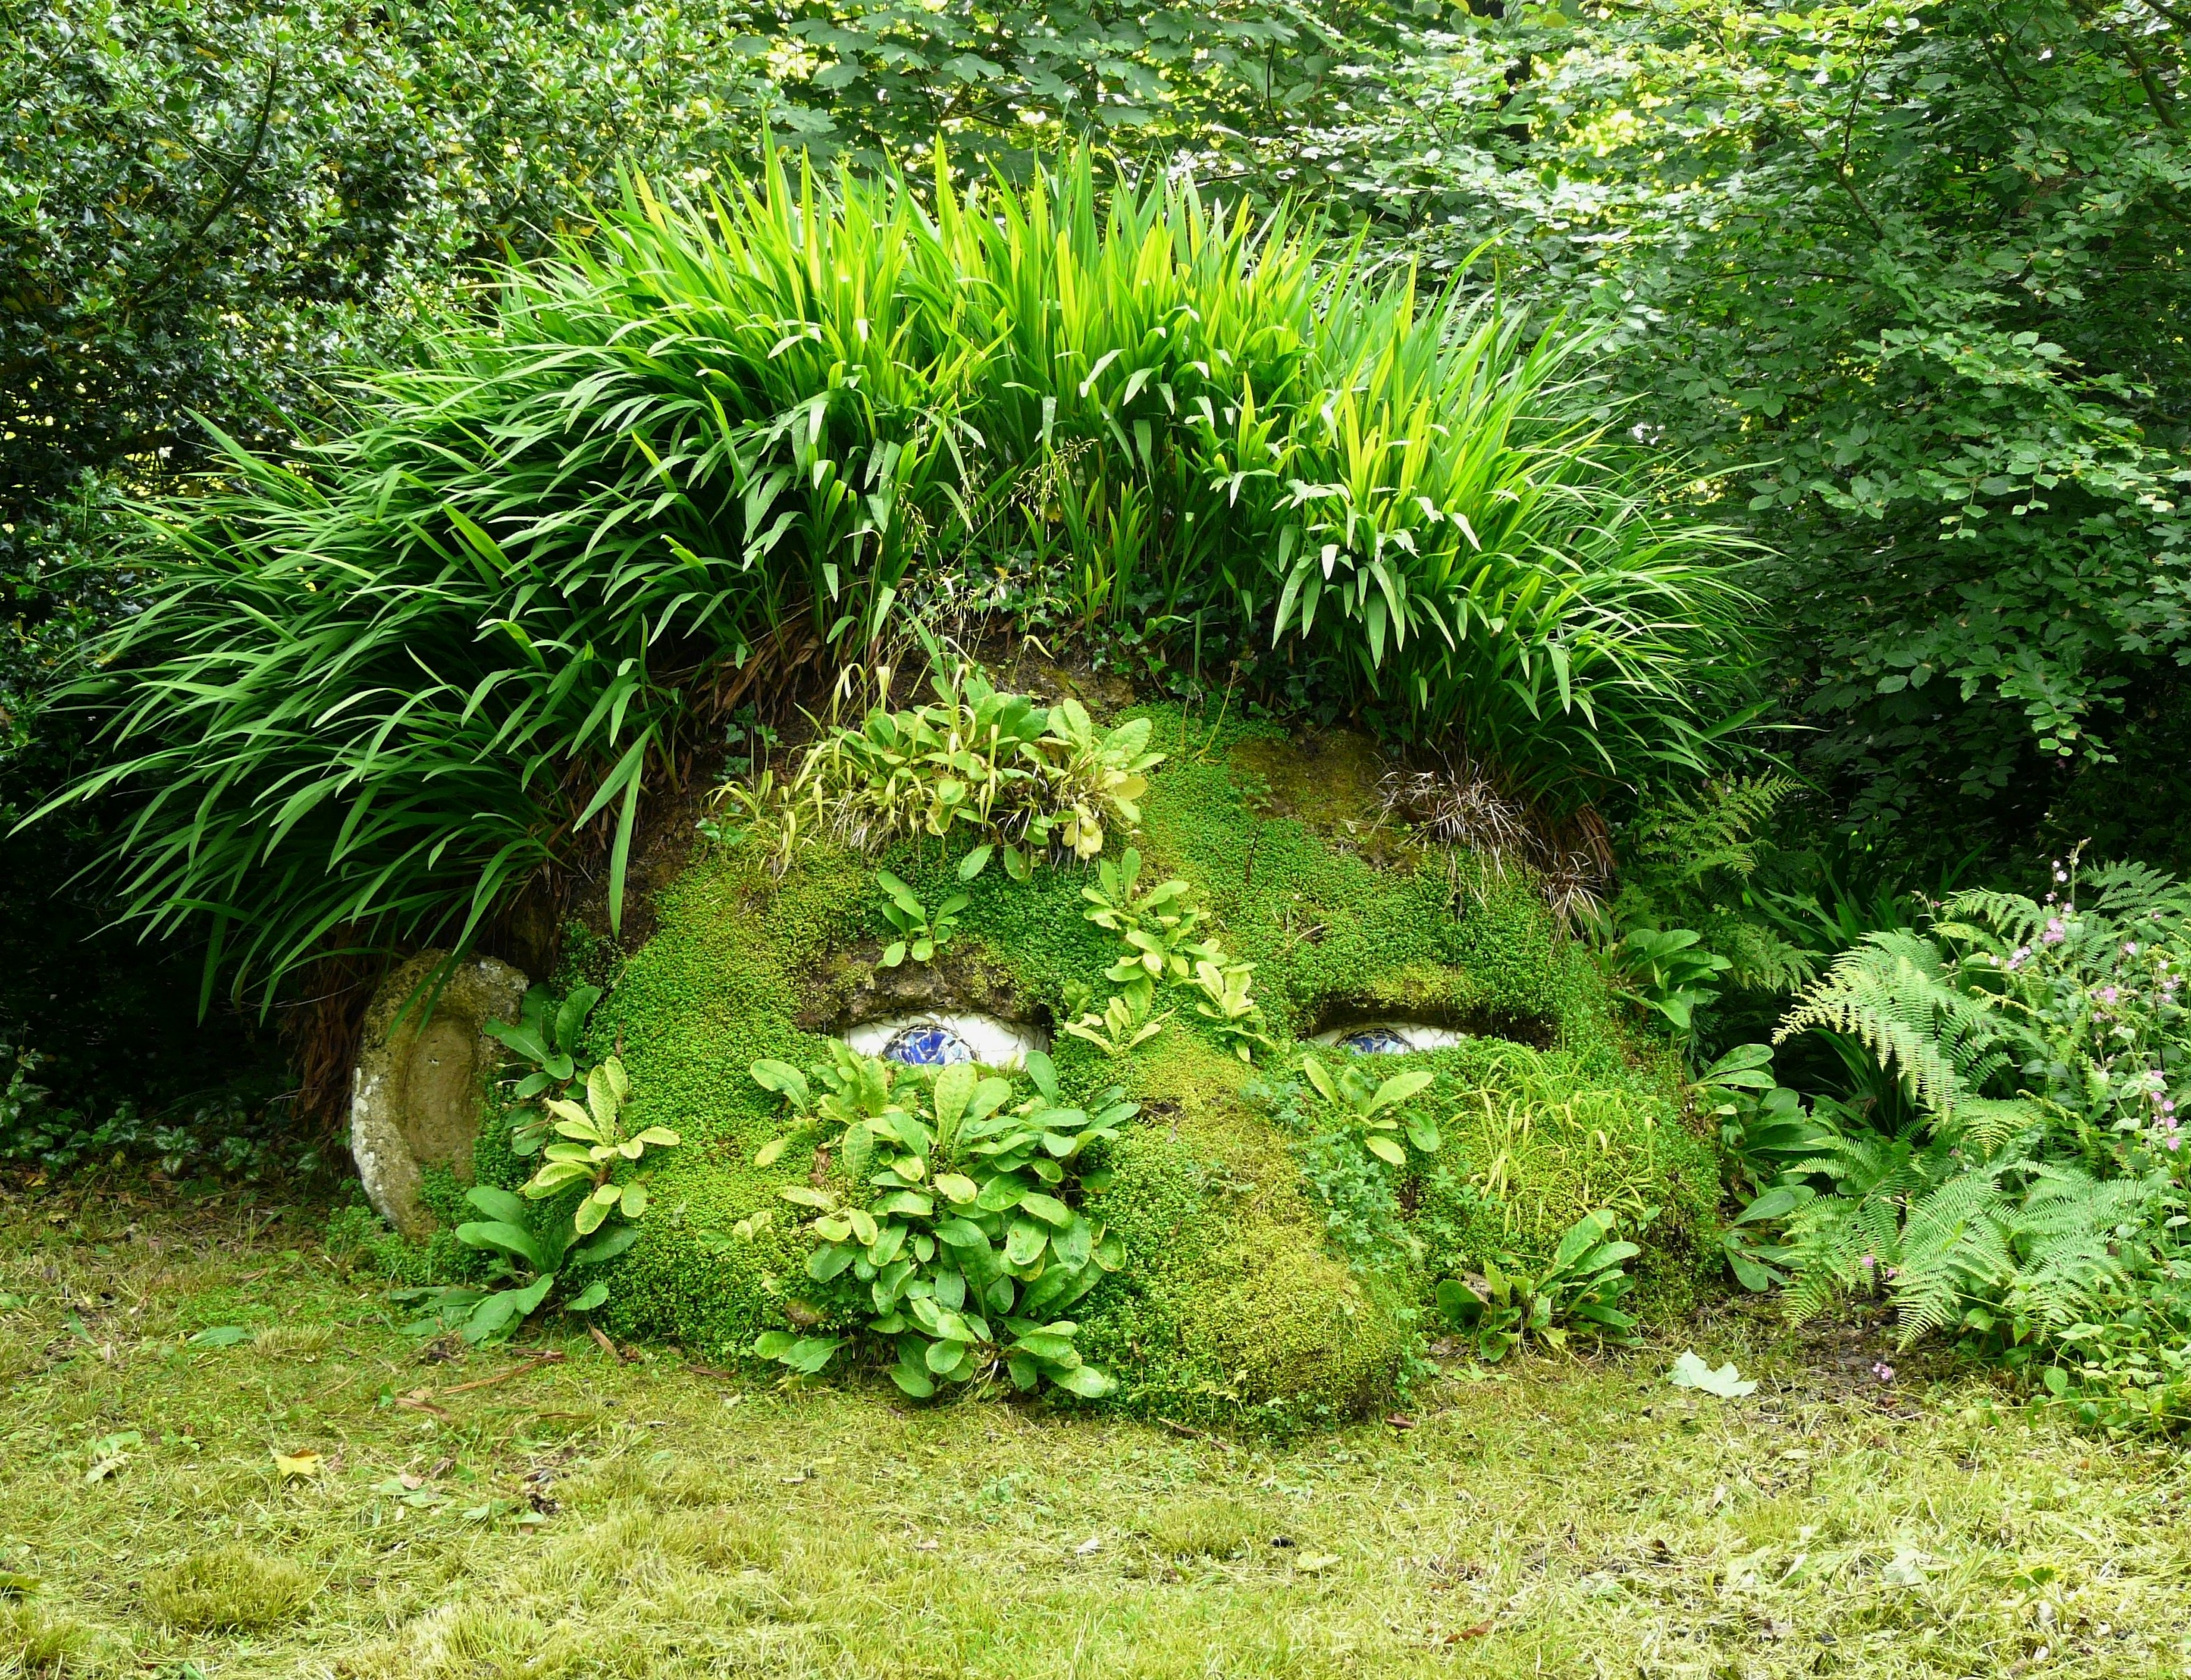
[1250,0,2191,855]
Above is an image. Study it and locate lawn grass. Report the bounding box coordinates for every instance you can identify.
[2,1175,2186,1678]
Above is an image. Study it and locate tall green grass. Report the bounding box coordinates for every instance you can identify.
[34,147,1754,1006]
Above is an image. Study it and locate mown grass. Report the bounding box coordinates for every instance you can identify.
[1,1177,2186,1677]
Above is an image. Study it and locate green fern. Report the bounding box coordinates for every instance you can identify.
[1891,1165,2018,1344]
[1777,1123,1956,1324]
[2083,860,2191,924]
[1776,929,2015,1121]
[1624,775,1798,890]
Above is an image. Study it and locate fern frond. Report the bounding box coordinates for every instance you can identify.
[1628,775,1798,889]
[2081,860,2191,925]
[1776,930,2011,1119]
[1937,889,2049,950]
[1710,917,1816,993]
[1892,1168,2015,1346]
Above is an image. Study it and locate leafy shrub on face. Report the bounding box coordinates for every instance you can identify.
[789,665,1165,875]
[1434,1208,1643,1362]
[1069,845,1271,1061]
[1299,1054,1440,1169]
[398,1053,678,1343]
[1755,857,2191,1398]
[147,1547,314,1632]
[746,1049,1131,1398]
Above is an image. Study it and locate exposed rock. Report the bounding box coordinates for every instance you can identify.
[349,950,527,1239]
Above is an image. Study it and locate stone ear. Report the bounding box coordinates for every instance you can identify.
[350,949,528,1240]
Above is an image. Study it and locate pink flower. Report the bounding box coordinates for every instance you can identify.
[2043,918,2067,945]
[1872,1362,1895,1383]
[2099,986,2120,1005]
[2126,942,2141,956]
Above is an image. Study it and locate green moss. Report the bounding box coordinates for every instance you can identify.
[483,706,1720,1418]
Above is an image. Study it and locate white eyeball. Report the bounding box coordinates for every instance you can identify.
[842,1013,1048,1069]
[1308,1021,1470,1055]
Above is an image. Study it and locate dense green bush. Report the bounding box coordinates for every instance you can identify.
[31,148,1751,1007]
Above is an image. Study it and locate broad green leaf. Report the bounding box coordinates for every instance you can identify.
[807,1243,856,1282]
[1052,1362,1116,1398]
[1302,1054,1340,1103]
[933,1062,977,1134]
[1004,1218,1047,1267]
[1018,1192,1074,1227]
[1366,1068,1434,1115]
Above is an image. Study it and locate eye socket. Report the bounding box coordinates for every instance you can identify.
[1310,1020,1469,1056]
[842,1013,1045,1069]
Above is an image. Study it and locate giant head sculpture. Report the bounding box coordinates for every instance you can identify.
[362,669,1715,1421]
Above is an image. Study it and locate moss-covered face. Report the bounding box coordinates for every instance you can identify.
[514,713,1715,1424]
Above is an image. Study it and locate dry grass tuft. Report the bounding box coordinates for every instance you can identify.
[0,1601,88,1673]
[1143,1497,1268,1560]
[144,1548,315,1633]
[252,1323,333,1358]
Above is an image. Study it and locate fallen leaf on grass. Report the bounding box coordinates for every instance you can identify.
[1431,1624,1493,1644]
[1295,1552,1341,1573]
[1669,1351,1757,1398]
[0,1572,43,1595]
[273,1450,322,1480]
[1881,1548,1933,1588]
[187,1325,252,1347]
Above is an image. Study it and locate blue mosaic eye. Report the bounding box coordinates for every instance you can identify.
[882,1025,974,1067]
[1338,1027,1414,1055]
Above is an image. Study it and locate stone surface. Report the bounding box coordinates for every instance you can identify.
[349,949,528,1239]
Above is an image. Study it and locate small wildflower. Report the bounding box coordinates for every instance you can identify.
[1859,1254,1877,1271]
[1872,1362,1895,1383]
[2126,942,2140,956]
[2099,986,2120,1005]
[2043,918,2067,945]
